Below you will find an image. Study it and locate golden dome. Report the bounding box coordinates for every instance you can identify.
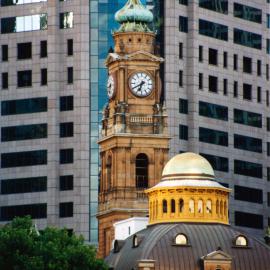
[162,152,215,180]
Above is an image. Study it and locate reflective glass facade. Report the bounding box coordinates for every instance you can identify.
[89,0,162,244]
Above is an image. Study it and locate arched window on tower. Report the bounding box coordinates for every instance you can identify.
[179,199,184,213]
[106,156,112,190]
[171,199,175,213]
[162,199,167,213]
[216,200,219,215]
[135,153,148,188]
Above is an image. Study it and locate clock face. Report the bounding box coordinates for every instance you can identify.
[129,72,153,97]
[107,75,115,99]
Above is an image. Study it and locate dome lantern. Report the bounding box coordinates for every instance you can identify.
[114,0,154,33]
[145,153,231,225]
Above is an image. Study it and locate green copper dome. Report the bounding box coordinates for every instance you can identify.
[115,0,153,24]
[114,0,154,32]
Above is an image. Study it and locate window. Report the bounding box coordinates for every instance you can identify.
[234,159,262,178]
[199,0,228,14]
[162,200,167,213]
[175,234,188,245]
[234,109,262,128]
[189,199,194,213]
[41,68,47,85]
[235,235,248,246]
[2,72,8,89]
[234,3,262,24]
[234,134,262,153]
[60,12,73,29]
[267,117,270,131]
[171,199,175,213]
[179,98,188,114]
[17,70,32,87]
[235,211,263,229]
[60,149,73,164]
[268,142,270,156]
[208,75,218,93]
[243,83,252,100]
[59,202,73,217]
[198,199,203,213]
[1,97,47,116]
[235,185,262,204]
[199,101,228,121]
[267,64,269,80]
[0,204,47,221]
[199,19,228,41]
[135,153,148,188]
[206,200,212,213]
[60,175,73,191]
[199,73,203,89]
[60,96,73,111]
[179,199,184,213]
[209,48,218,65]
[106,156,112,190]
[257,87,261,103]
[17,42,32,60]
[1,177,47,195]
[199,127,228,146]
[233,81,238,97]
[199,45,203,62]
[133,235,139,248]
[234,28,262,50]
[67,39,73,56]
[1,14,48,34]
[2,45,8,61]
[223,51,227,68]
[268,193,270,207]
[267,91,270,107]
[179,125,188,140]
[40,40,47,58]
[268,167,270,181]
[67,67,73,84]
[179,70,183,87]
[179,16,188,32]
[268,14,270,28]
[223,79,227,95]
[1,150,47,168]
[243,56,252,73]
[200,153,229,172]
[60,122,73,137]
[257,60,261,76]
[179,42,183,59]
[1,123,47,142]
[179,0,188,5]
[267,39,270,55]
[1,0,47,6]
[233,54,238,70]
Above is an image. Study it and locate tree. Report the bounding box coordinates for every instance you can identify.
[0,216,108,270]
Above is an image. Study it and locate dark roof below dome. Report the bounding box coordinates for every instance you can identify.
[106,223,270,270]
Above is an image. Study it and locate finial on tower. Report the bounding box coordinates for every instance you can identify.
[115,0,153,33]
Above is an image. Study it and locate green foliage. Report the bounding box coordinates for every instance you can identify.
[0,216,108,270]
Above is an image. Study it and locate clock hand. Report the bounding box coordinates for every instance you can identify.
[138,81,145,91]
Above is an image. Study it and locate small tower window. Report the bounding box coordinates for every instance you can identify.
[171,199,175,213]
[135,153,148,188]
[175,233,188,245]
[220,201,223,216]
[216,200,219,215]
[235,235,248,246]
[133,235,138,247]
[106,156,112,190]
[189,199,194,213]
[206,199,212,214]
[163,199,167,213]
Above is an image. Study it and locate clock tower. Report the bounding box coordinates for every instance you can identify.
[97,0,170,257]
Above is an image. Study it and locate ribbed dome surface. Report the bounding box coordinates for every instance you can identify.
[115,0,153,24]
[162,152,215,180]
